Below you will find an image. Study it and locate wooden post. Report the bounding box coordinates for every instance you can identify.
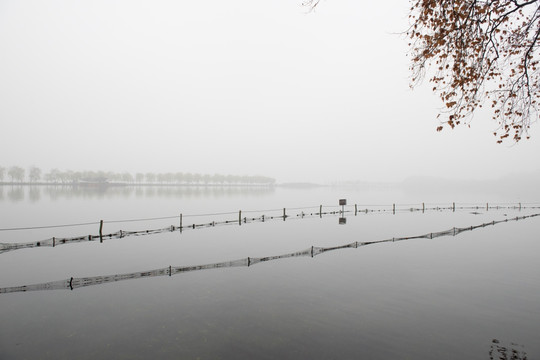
[486,203,489,211]
[239,210,242,225]
[319,205,322,218]
[393,204,395,215]
[180,213,183,231]
[53,237,55,247]
[519,203,521,211]
[99,220,103,243]
[422,202,425,213]
[283,208,286,221]
[355,204,357,216]
[453,202,455,212]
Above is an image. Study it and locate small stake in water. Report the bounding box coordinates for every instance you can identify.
[283,208,286,221]
[422,202,425,213]
[179,213,183,232]
[99,220,104,243]
[320,205,322,218]
[453,202,455,212]
[355,204,357,216]
[239,210,242,226]
[393,203,395,215]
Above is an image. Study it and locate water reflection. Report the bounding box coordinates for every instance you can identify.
[28,186,41,202]
[7,186,24,202]
[0,185,275,202]
[2,213,539,294]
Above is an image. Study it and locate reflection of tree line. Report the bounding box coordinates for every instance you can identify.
[0,185,275,202]
[0,166,275,185]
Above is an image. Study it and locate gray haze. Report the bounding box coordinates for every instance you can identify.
[1,0,539,183]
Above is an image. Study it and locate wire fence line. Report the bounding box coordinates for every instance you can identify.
[1,202,539,232]
[1,202,539,255]
[2,212,539,295]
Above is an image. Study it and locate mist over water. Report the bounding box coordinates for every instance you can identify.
[1,186,539,359]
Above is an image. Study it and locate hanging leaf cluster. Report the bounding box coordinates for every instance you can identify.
[408,0,540,142]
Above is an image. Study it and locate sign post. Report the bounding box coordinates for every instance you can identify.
[339,199,347,225]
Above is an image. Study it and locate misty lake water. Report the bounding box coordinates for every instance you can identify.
[1,185,539,360]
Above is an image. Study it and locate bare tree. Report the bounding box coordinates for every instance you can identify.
[135,173,145,183]
[8,166,25,183]
[28,166,42,183]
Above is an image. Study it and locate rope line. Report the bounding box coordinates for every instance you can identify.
[0,221,100,231]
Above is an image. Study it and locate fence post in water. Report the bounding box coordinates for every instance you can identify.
[519,203,521,211]
[486,203,489,211]
[355,204,357,216]
[179,214,183,232]
[53,237,55,247]
[453,202,455,212]
[422,202,425,213]
[239,211,242,226]
[319,205,322,218]
[283,208,286,221]
[99,220,103,243]
[393,204,395,215]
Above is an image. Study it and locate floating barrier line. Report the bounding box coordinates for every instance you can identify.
[1,204,540,255]
[1,202,539,232]
[2,213,539,294]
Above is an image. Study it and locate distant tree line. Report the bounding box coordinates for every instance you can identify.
[0,166,275,185]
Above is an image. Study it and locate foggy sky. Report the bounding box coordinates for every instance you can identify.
[1,0,539,183]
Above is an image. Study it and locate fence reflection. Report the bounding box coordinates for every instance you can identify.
[2,213,538,294]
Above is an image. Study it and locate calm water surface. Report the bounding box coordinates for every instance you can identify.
[0,185,538,359]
